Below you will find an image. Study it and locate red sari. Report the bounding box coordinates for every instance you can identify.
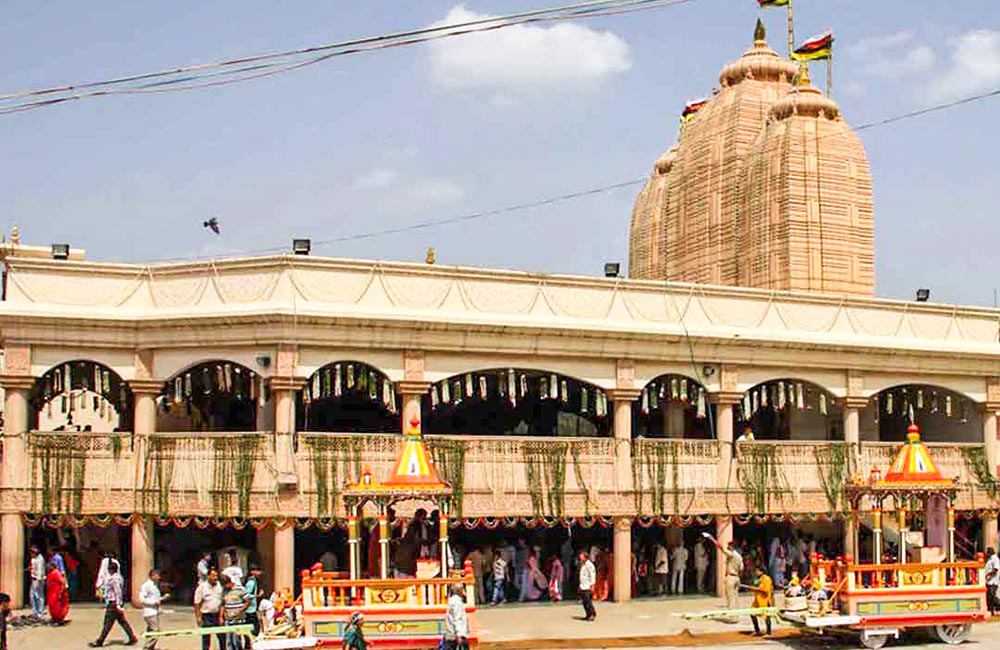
[46,568,70,623]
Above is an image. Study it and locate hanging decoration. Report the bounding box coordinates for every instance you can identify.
[29,360,133,430]
[814,443,854,512]
[427,369,609,426]
[427,438,468,517]
[874,386,976,426]
[27,434,87,514]
[736,443,790,513]
[210,435,264,518]
[301,361,397,414]
[961,445,1000,502]
[638,376,708,420]
[522,440,569,517]
[141,436,178,517]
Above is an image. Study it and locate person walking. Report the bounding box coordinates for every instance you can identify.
[28,546,46,619]
[220,574,249,650]
[748,566,774,636]
[490,550,507,605]
[577,551,597,622]
[139,568,170,650]
[986,547,1000,615]
[194,568,226,650]
[547,555,565,602]
[443,585,469,650]
[653,542,669,596]
[242,565,263,649]
[694,538,710,593]
[341,612,367,650]
[705,533,742,622]
[671,542,689,595]
[89,561,138,647]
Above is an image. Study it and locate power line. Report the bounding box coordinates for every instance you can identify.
[136,84,1000,264]
[0,0,697,115]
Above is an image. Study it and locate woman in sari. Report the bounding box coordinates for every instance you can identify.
[523,548,546,601]
[547,555,564,602]
[45,561,70,625]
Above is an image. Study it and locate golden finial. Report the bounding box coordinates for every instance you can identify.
[10,226,20,245]
[796,61,811,87]
[425,247,436,264]
[754,18,766,44]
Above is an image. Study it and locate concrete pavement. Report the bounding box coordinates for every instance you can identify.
[5,595,993,649]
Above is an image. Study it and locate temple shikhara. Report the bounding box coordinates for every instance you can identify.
[0,17,997,646]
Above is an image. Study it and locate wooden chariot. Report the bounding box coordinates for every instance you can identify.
[782,424,988,649]
[299,418,477,648]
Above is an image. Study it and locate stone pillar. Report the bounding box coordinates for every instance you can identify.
[982,396,1000,552]
[274,524,295,593]
[267,377,305,479]
[129,381,161,436]
[0,514,24,608]
[608,389,641,494]
[715,515,733,598]
[395,381,431,434]
[842,397,867,557]
[612,517,632,603]
[130,518,154,606]
[1,373,34,608]
[710,392,741,492]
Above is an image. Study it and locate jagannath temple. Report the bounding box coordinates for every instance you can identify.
[0,15,998,631]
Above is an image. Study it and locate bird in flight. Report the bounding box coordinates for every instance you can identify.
[203,217,220,234]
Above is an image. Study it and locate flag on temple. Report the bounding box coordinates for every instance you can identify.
[757,0,790,7]
[792,30,834,61]
[680,97,709,122]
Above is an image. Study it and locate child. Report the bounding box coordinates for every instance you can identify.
[0,592,11,650]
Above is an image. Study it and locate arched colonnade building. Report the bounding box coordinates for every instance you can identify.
[2,244,999,608]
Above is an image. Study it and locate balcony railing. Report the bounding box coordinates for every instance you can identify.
[5,432,993,519]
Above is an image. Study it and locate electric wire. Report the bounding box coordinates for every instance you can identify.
[0,0,697,115]
[136,84,1000,264]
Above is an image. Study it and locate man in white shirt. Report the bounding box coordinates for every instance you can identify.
[985,547,1000,615]
[671,543,690,595]
[653,543,670,596]
[139,568,170,650]
[694,539,711,593]
[194,569,226,650]
[443,585,469,650]
[221,551,243,588]
[28,546,46,618]
[577,551,597,622]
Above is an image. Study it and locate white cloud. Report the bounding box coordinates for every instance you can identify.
[426,4,631,94]
[353,168,398,190]
[927,29,1000,102]
[847,30,935,77]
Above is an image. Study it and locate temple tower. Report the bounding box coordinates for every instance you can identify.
[738,65,874,294]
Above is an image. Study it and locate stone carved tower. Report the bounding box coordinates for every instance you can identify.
[628,23,874,296]
[739,66,874,294]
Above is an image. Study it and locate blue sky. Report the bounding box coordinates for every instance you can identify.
[2,1,999,304]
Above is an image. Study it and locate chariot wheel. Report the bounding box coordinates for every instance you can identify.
[859,632,889,649]
[934,623,971,645]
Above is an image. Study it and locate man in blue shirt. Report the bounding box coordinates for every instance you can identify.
[242,565,263,648]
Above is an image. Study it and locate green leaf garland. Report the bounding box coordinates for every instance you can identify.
[736,443,790,513]
[961,445,1000,501]
[522,440,568,517]
[814,442,855,513]
[427,438,467,517]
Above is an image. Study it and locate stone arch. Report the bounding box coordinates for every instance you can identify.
[862,384,981,443]
[29,360,134,432]
[423,368,610,437]
[297,360,400,433]
[158,360,260,432]
[633,373,713,439]
[737,378,842,441]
